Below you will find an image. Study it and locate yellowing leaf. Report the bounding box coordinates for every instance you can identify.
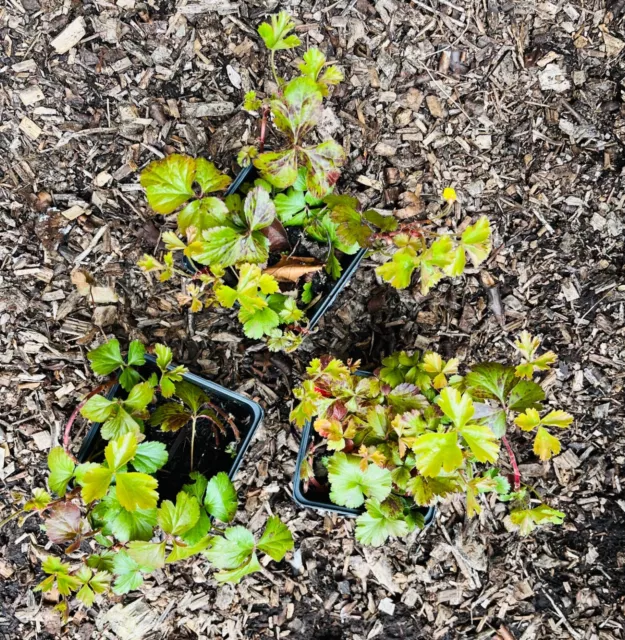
[254,149,299,190]
[105,433,138,471]
[513,331,557,379]
[509,504,565,536]
[195,158,231,194]
[300,140,346,199]
[420,235,454,294]
[436,387,474,429]
[514,408,541,432]
[178,197,229,233]
[271,77,322,141]
[514,331,541,361]
[422,352,459,389]
[82,467,114,503]
[116,473,159,511]
[376,246,420,289]
[541,410,573,429]
[460,216,491,266]
[244,185,276,231]
[412,432,463,477]
[459,423,500,463]
[140,154,196,214]
[24,488,52,511]
[533,426,561,461]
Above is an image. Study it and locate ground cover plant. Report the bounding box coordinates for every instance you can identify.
[137,12,492,352]
[292,332,572,546]
[1,339,293,621]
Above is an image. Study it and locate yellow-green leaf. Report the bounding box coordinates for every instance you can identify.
[140,154,196,214]
[541,410,573,429]
[459,424,500,463]
[158,491,200,536]
[195,158,231,194]
[514,408,541,432]
[48,447,76,497]
[82,467,114,504]
[104,433,138,472]
[460,216,491,266]
[376,247,419,289]
[258,11,301,51]
[533,426,561,461]
[116,472,159,511]
[436,387,474,429]
[412,432,463,477]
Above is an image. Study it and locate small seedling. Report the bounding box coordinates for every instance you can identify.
[292,332,571,546]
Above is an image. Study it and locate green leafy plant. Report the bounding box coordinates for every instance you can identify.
[2,339,293,621]
[291,332,571,546]
[136,13,492,351]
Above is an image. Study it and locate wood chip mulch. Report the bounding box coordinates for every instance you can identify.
[1,0,624,638]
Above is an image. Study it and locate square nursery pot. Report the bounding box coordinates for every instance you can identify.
[184,163,367,332]
[292,372,436,529]
[77,354,263,502]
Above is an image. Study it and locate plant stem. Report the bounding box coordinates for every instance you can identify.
[0,509,24,530]
[259,106,269,152]
[502,436,521,491]
[270,50,280,87]
[201,400,241,441]
[63,379,117,460]
[190,415,197,472]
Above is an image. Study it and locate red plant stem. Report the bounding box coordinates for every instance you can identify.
[259,106,269,152]
[63,379,117,458]
[202,400,241,441]
[502,436,521,491]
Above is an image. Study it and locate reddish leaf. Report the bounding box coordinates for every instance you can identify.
[262,220,291,252]
[45,503,86,544]
[329,401,348,422]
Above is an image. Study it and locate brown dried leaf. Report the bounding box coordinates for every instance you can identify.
[264,256,323,283]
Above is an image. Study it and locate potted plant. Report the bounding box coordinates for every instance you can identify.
[136,12,493,352]
[291,332,572,545]
[1,339,293,621]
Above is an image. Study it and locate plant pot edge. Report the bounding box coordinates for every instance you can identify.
[77,353,264,482]
[293,414,437,529]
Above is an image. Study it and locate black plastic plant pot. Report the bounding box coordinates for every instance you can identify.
[183,163,367,331]
[293,420,436,527]
[77,355,264,502]
[292,371,436,528]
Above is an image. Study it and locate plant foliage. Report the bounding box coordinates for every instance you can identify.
[291,334,571,546]
[136,12,492,351]
[9,339,293,620]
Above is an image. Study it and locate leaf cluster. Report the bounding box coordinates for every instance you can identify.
[291,333,572,546]
[136,12,494,350]
[18,339,293,618]
[375,216,492,294]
